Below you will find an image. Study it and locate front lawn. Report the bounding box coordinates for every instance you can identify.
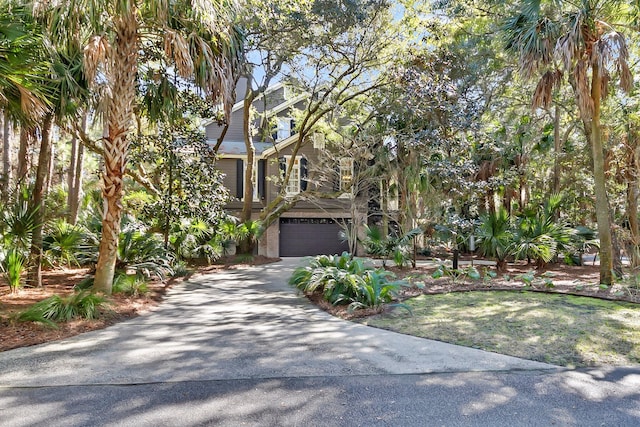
[359,291,640,367]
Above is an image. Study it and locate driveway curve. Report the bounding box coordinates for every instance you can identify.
[3,259,640,426]
[0,258,554,388]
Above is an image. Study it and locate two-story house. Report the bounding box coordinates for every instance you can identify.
[205,79,364,257]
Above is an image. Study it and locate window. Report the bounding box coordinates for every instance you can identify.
[312,133,325,150]
[284,156,301,195]
[339,158,354,192]
[238,160,265,201]
[275,117,295,141]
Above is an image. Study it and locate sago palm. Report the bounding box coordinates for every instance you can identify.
[36,0,243,293]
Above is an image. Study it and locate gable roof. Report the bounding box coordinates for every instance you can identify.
[212,140,274,156]
[201,82,289,128]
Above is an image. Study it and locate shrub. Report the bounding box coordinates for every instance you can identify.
[112,273,149,296]
[2,248,27,293]
[431,263,480,284]
[17,291,111,327]
[289,253,407,309]
[170,218,223,263]
[512,195,574,267]
[43,219,86,267]
[118,230,173,279]
[342,270,406,312]
[363,225,422,267]
[476,207,512,271]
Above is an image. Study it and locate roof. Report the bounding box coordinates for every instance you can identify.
[201,82,289,128]
[209,140,275,156]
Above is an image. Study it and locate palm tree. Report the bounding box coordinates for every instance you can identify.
[504,0,633,284]
[0,2,49,123]
[476,206,513,272]
[37,0,243,293]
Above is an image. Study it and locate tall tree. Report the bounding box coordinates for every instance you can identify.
[67,112,86,225]
[234,0,391,253]
[258,2,395,227]
[504,0,633,284]
[40,0,242,293]
[0,111,7,197]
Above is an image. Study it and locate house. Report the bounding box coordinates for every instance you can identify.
[205,79,366,257]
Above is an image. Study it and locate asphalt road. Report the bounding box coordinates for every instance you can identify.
[1,258,639,426]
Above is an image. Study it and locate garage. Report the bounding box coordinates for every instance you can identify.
[279,218,349,257]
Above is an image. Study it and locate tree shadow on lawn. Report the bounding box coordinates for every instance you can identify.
[361,291,640,368]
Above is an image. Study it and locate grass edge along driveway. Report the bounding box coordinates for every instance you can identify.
[359,291,640,368]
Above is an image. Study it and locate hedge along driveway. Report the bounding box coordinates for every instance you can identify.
[359,291,640,368]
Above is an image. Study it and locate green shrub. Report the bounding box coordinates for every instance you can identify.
[171,260,191,277]
[2,248,27,293]
[17,291,111,327]
[431,264,481,284]
[43,219,86,267]
[118,230,173,279]
[289,253,407,310]
[343,270,406,312]
[476,207,512,271]
[363,225,422,267]
[112,274,149,296]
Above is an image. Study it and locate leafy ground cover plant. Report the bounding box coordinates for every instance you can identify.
[289,252,407,310]
[16,291,111,327]
[363,225,422,268]
[43,219,87,267]
[431,263,482,284]
[112,273,149,296]
[118,229,173,279]
[2,248,27,293]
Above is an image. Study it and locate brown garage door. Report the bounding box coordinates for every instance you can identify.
[279,218,349,257]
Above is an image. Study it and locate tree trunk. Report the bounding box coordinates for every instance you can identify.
[46,138,54,195]
[16,126,32,187]
[94,13,138,294]
[68,133,78,213]
[67,114,87,225]
[1,111,10,199]
[238,84,257,254]
[590,63,614,285]
[552,103,561,195]
[381,178,389,238]
[628,180,640,269]
[28,114,54,288]
[627,118,640,270]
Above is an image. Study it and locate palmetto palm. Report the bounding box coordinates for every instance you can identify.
[504,0,633,285]
[38,0,242,293]
[0,2,49,122]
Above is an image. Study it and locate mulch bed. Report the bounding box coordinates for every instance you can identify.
[302,260,640,320]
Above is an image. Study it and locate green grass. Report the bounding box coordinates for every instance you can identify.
[359,291,640,367]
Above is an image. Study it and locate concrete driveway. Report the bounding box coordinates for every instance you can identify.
[1,258,639,426]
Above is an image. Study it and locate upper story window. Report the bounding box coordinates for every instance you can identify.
[274,117,295,141]
[339,158,354,192]
[312,133,325,150]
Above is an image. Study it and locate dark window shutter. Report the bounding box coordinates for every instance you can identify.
[333,165,340,192]
[354,161,361,196]
[258,159,266,200]
[278,157,286,189]
[290,119,296,136]
[300,158,308,191]
[236,159,244,199]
